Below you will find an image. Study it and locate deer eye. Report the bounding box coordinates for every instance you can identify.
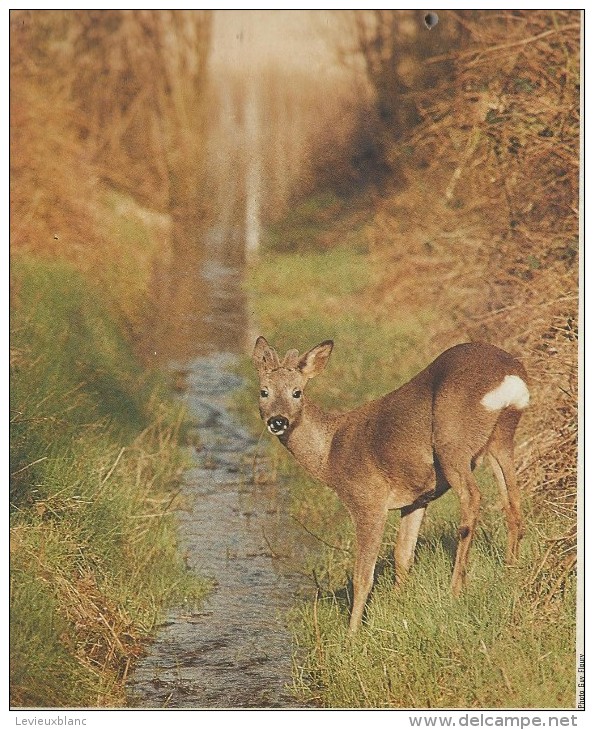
[260,389,269,398]
[292,389,302,399]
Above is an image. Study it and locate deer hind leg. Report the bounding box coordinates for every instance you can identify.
[349,510,387,632]
[438,457,482,597]
[488,410,523,563]
[394,506,426,587]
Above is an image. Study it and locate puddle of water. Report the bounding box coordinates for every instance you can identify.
[129,226,317,708]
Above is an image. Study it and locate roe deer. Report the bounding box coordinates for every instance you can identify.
[252,337,529,631]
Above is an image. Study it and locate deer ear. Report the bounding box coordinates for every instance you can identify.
[282,348,300,369]
[253,336,280,373]
[298,340,333,379]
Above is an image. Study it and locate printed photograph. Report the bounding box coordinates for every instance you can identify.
[9,9,581,712]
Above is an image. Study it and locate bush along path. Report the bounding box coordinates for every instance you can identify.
[10,255,208,707]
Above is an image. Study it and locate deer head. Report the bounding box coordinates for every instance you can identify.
[252,336,333,437]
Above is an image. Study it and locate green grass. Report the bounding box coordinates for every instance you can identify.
[288,481,575,708]
[10,254,208,707]
[264,190,370,254]
[240,223,577,709]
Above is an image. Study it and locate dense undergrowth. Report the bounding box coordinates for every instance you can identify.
[237,179,577,708]
[10,236,207,708]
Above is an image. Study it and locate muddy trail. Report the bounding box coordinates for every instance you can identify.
[128,226,315,709]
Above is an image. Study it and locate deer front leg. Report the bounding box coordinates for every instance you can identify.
[349,510,387,632]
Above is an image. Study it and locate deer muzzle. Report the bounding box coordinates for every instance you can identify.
[267,416,289,436]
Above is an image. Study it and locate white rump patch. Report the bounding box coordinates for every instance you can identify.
[481,375,530,412]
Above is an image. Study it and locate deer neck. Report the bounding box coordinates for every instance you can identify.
[282,400,338,482]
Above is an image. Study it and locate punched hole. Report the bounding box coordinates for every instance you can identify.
[424,12,439,30]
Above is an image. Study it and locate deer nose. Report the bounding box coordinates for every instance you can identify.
[267,416,289,435]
